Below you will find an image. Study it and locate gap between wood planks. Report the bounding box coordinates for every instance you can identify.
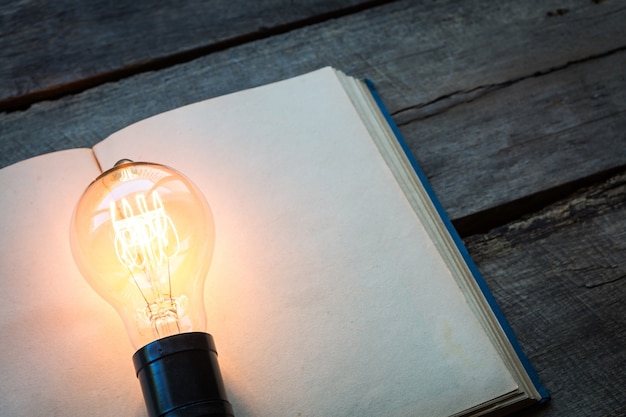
[0,0,394,113]
[464,167,626,292]
[391,44,626,125]
[453,164,626,238]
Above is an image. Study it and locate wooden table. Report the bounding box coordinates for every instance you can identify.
[1,1,625,415]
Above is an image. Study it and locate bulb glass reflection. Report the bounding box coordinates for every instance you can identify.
[70,161,214,349]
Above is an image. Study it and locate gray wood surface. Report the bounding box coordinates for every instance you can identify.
[2,0,625,223]
[467,171,626,416]
[406,49,626,234]
[0,0,382,110]
[1,0,625,416]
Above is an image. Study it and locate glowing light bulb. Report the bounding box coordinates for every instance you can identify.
[70,160,234,417]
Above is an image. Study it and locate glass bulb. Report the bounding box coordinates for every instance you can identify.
[70,161,215,349]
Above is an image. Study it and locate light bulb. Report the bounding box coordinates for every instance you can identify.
[70,160,234,417]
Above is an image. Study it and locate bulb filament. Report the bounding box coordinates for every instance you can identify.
[112,191,180,271]
[110,190,182,337]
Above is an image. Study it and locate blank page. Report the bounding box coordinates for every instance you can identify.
[94,68,517,416]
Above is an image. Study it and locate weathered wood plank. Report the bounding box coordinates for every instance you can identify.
[465,170,626,416]
[1,0,625,225]
[2,0,624,115]
[0,0,383,110]
[404,49,626,234]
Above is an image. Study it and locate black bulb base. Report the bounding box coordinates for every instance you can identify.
[133,332,234,417]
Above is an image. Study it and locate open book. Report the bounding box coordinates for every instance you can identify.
[0,67,548,416]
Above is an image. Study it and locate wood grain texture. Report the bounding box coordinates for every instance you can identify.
[1,0,624,225]
[0,0,383,110]
[466,171,626,416]
[3,0,624,113]
[403,49,626,233]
